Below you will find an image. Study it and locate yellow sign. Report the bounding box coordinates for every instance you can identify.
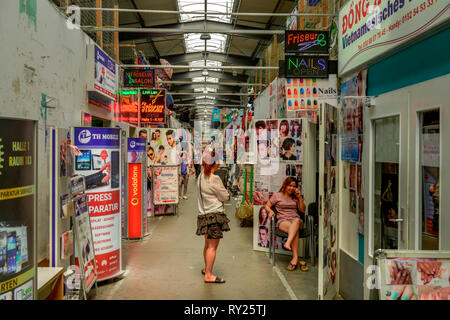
[0,185,35,201]
[0,268,35,295]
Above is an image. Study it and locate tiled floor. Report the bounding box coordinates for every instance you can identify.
[91,177,318,300]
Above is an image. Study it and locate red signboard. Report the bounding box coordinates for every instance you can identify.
[140,89,165,124]
[128,163,142,238]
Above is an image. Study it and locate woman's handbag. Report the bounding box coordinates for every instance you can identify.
[235,167,254,220]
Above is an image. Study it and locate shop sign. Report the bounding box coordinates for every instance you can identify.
[285,30,329,54]
[0,119,36,300]
[128,163,142,238]
[94,45,116,100]
[123,69,156,87]
[140,89,166,123]
[285,56,329,78]
[153,166,178,205]
[338,0,450,76]
[212,109,220,122]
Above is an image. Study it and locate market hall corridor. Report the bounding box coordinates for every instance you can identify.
[92,177,318,300]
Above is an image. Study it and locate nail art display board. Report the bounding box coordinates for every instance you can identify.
[285,74,337,113]
[376,253,450,300]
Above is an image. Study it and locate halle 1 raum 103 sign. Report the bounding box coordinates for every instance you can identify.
[285,56,329,78]
[285,30,329,54]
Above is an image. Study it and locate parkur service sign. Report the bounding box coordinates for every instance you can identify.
[338,0,450,76]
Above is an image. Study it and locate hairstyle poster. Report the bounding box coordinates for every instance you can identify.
[146,128,181,166]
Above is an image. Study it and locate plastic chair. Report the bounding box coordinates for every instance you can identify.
[269,204,316,267]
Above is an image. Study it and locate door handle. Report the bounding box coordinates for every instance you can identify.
[389,219,404,222]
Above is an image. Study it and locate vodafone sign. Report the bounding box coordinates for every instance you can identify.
[128,163,142,238]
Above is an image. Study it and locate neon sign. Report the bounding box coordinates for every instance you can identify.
[285,31,329,54]
[123,69,155,88]
[285,56,329,78]
[140,89,165,123]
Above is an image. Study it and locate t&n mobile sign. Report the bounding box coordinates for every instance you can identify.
[73,127,123,281]
[338,0,450,76]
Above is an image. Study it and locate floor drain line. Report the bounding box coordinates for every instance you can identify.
[266,253,298,300]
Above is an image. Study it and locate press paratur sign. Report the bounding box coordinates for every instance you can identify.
[88,192,119,214]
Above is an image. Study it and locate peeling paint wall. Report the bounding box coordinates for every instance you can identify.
[0,0,115,262]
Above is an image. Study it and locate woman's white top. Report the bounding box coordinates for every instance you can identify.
[197,173,230,215]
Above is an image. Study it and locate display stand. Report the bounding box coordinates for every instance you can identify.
[72,127,124,282]
[151,165,179,216]
[71,178,98,300]
[48,128,75,270]
[123,138,149,239]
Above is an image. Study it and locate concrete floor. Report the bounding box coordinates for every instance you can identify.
[91,177,318,300]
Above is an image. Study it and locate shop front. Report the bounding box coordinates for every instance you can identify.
[338,0,450,300]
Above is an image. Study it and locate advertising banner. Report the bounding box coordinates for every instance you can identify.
[153,166,179,205]
[127,138,147,239]
[0,119,36,300]
[147,128,180,165]
[73,127,122,281]
[338,0,450,76]
[212,109,220,122]
[94,45,116,100]
[74,195,97,291]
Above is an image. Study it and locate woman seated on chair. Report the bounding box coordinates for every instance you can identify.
[265,177,308,271]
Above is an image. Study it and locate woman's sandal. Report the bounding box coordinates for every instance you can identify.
[287,262,298,271]
[299,262,309,272]
[204,277,226,284]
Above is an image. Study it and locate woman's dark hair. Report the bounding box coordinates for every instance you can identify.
[279,177,297,199]
[159,145,165,151]
[282,138,295,151]
[280,120,289,135]
[255,121,266,130]
[259,207,268,225]
[290,120,301,137]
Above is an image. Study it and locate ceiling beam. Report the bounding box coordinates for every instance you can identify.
[172,70,247,81]
[118,20,273,42]
[166,52,256,65]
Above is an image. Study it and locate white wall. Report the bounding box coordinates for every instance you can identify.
[0,1,115,261]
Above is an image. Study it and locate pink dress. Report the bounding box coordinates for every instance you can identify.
[269,192,299,226]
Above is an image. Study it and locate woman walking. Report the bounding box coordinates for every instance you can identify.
[196,149,230,283]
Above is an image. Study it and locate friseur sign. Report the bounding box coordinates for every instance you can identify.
[123,69,156,87]
[285,56,329,78]
[285,30,329,54]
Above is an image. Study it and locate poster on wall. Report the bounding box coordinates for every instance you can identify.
[153,166,179,205]
[253,118,304,252]
[93,45,116,100]
[379,257,450,300]
[146,127,180,165]
[73,195,97,291]
[73,127,122,281]
[340,71,366,162]
[319,104,339,300]
[0,119,36,300]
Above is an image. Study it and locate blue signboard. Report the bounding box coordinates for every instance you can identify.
[212,109,220,122]
[74,127,120,148]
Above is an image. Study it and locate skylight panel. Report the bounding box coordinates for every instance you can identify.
[178,0,234,24]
